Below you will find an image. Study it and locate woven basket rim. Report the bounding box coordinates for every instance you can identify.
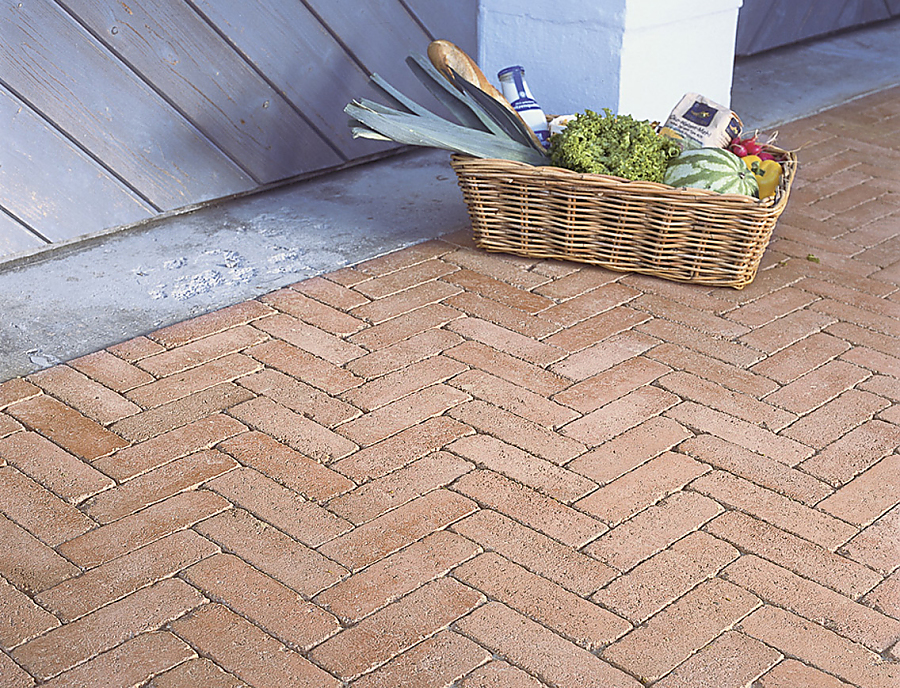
[450,144,797,209]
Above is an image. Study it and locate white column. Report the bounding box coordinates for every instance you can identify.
[477,0,743,122]
[618,0,744,121]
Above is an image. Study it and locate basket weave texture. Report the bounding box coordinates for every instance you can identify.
[450,147,797,289]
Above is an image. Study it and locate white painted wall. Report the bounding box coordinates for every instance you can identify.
[478,0,627,117]
[618,0,744,121]
[478,0,743,122]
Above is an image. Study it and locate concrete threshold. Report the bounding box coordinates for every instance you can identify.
[2,17,899,381]
[0,149,469,381]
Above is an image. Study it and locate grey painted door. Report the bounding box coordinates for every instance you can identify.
[736,0,899,55]
[0,0,477,257]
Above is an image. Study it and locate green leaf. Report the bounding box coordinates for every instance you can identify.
[444,66,545,151]
[345,55,550,166]
[345,101,548,165]
[405,54,493,132]
[369,73,436,119]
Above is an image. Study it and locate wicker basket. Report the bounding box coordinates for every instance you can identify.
[450,146,797,289]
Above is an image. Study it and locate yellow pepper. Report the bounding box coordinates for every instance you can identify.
[742,155,782,199]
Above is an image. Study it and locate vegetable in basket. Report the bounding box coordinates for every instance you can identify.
[663,147,759,197]
[345,45,549,166]
[742,155,782,198]
[548,109,681,183]
[728,132,776,160]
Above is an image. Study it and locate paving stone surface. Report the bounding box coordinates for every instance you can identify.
[0,88,898,687]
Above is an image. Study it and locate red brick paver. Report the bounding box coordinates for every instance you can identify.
[0,88,898,686]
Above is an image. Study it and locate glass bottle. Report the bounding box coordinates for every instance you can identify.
[497,65,550,147]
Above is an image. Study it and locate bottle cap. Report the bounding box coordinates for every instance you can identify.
[497,65,525,80]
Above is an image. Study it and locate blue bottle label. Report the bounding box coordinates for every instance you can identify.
[512,70,528,99]
[511,98,540,113]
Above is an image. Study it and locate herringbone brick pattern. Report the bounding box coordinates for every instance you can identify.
[0,87,898,687]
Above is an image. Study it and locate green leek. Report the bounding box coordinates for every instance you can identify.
[346,54,549,166]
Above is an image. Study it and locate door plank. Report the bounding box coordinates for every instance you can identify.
[737,0,891,55]
[0,84,154,244]
[62,0,342,183]
[734,0,773,56]
[303,0,439,109]
[0,0,253,209]
[403,0,478,59]
[0,210,47,260]
[193,0,397,161]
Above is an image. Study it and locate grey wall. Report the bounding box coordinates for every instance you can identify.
[736,0,900,55]
[0,0,477,257]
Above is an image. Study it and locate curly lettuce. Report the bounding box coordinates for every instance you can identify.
[549,109,680,183]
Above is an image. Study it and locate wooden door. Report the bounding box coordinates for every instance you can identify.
[0,0,477,256]
[736,0,897,55]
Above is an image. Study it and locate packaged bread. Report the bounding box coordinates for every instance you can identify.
[659,93,743,150]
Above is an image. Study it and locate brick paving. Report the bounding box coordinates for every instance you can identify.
[0,87,898,687]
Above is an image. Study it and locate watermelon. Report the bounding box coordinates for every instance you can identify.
[664,147,759,197]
